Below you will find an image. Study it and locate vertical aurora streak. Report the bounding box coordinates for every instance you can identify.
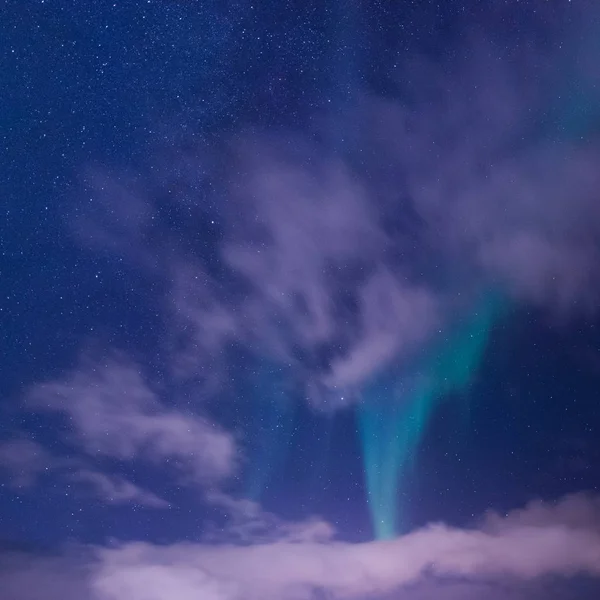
[359,296,503,539]
[243,362,296,501]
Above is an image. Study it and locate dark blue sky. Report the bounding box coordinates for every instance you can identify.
[1,2,600,599]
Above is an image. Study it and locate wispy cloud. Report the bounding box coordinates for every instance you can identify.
[73,15,600,409]
[24,354,237,484]
[69,470,169,509]
[0,437,169,509]
[0,438,53,489]
[204,491,334,544]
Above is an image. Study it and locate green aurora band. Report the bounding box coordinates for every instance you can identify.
[242,362,297,502]
[356,29,600,539]
[359,296,504,539]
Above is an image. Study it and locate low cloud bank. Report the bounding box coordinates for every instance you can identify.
[1,493,599,600]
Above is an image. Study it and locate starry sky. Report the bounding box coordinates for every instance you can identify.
[2,1,600,599]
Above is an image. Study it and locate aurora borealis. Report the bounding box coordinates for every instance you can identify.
[360,295,503,538]
[242,362,297,502]
[3,1,600,599]
[238,295,505,540]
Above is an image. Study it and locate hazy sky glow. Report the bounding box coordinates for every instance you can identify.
[2,1,600,599]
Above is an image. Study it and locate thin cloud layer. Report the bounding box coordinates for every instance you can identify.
[24,355,237,485]
[0,437,169,508]
[0,438,53,489]
[74,22,600,409]
[204,491,335,544]
[4,3,600,600]
[483,492,600,534]
[69,470,169,509]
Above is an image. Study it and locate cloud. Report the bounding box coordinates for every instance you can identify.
[24,354,237,484]
[429,144,600,314]
[0,551,93,600]
[69,470,169,509]
[73,18,600,409]
[322,267,439,390]
[204,491,335,544]
[168,261,240,383]
[89,519,600,600]
[0,438,53,489]
[483,492,600,534]
[0,436,170,508]
[0,492,591,600]
[221,144,385,348]
[74,168,158,272]
[77,139,446,406]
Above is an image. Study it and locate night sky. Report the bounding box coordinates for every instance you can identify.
[2,1,600,599]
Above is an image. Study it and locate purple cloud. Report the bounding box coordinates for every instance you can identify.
[11,492,591,600]
[69,470,169,509]
[482,492,600,534]
[0,551,92,600]
[89,522,600,600]
[1,493,599,599]
[72,21,600,409]
[323,267,438,392]
[25,354,237,484]
[0,437,170,508]
[0,438,53,489]
[204,491,335,544]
